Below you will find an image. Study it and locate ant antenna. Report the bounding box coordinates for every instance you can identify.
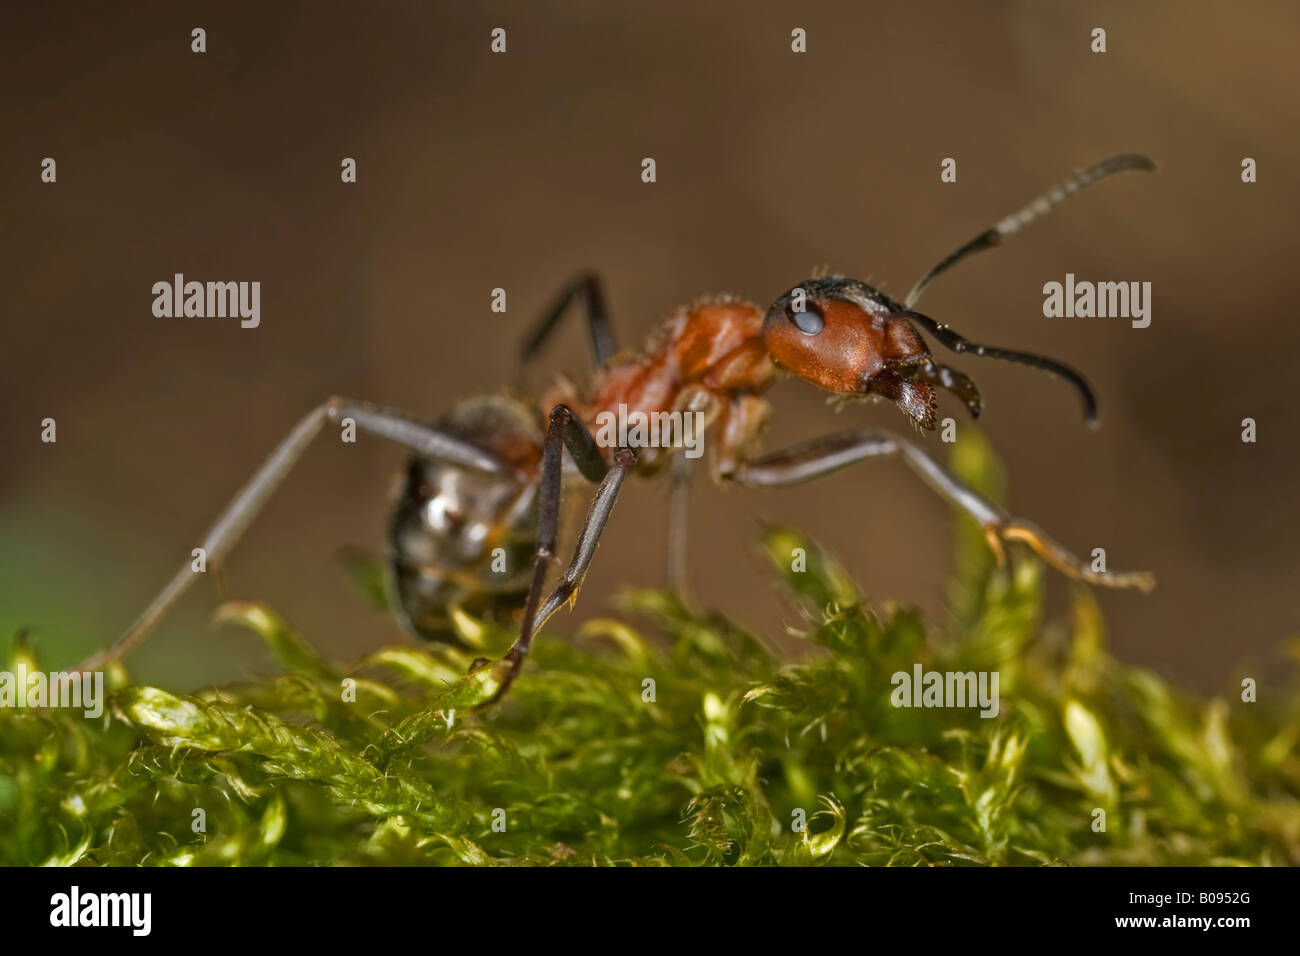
[895,308,1098,426]
[904,153,1155,308]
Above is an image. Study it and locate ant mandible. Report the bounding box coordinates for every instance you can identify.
[78,154,1157,702]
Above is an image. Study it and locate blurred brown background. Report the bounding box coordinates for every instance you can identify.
[3,1,1297,691]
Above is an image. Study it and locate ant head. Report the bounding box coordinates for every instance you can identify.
[763,276,978,430]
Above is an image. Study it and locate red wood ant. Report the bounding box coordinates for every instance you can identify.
[78,154,1157,701]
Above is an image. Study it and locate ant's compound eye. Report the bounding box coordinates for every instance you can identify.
[786,301,824,336]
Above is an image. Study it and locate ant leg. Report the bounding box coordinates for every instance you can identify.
[76,397,510,672]
[726,429,1154,591]
[519,271,618,371]
[904,153,1155,307]
[493,405,635,699]
[666,450,692,595]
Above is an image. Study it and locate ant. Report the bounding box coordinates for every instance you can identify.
[78,154,1157,702]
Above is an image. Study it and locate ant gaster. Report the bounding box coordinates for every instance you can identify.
[78,154,1157,702]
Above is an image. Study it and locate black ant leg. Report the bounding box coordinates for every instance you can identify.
[494,404,635,699]
[75,397,509,672]
[666,450,692,595]
[520,271,619,370]
[726,429,1154,591]
[904,153,1155,307]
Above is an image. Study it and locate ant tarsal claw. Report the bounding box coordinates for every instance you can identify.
[1000,520,1156,592]
[983,526,1008,567]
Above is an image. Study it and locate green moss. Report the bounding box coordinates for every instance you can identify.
[3,433,1298,866]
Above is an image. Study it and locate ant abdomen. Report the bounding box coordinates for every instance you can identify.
[386,395,542,643]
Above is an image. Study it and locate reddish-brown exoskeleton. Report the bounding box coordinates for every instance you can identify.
[80,154,1156,700]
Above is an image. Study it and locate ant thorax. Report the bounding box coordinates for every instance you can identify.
[540,296,776,476]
